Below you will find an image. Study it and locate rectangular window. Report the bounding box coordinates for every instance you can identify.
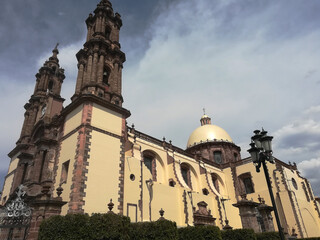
[214,151,222,164]
[60,160,70,184]
[243,177,254,194]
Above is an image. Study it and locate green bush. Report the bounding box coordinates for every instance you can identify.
[178,226,222,240]
[88,213,131,240]
[38,213,130,240]
[256,232,280,240]
[38,214,90,240]
[130,219,178,240]
[222,229,256,240]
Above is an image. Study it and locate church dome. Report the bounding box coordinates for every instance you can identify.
[187,114,233,148]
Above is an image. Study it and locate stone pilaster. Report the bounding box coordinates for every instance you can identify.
[233,195,260,232]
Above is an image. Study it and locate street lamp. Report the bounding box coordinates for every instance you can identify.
[248,129,285,240]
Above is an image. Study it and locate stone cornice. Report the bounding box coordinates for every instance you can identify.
[61,94,131,119]
[8,143,30,158]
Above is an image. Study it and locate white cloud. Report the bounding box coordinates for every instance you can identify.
[298,158,320,196]
[272,106,320,195]
[122,0,320,195]
[123,0,320,150]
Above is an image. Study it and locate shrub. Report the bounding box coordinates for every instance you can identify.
[130,219,178,240]
[88,213,131,240]
[222,229,256,240]
[38,214,90,240]
[178,226,222,240]
[38,213,130,240]
[256,232,280,240]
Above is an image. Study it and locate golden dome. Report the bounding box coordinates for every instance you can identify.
[187,122,233,148]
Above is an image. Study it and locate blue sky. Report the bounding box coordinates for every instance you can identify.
[0,0,320,196]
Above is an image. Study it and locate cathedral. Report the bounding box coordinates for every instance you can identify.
[1,0,320,239]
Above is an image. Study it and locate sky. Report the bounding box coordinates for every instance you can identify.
[0,0,320,196]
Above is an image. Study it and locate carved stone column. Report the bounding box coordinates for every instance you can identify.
[233,195,260,232]
[75,62,85,94]
[257,198,275,232]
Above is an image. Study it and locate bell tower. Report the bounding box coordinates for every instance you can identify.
[19,45,65,145]
[72,0,125,106]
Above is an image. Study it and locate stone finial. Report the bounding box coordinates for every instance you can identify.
[108,199,114,212]
[131,124,136,135]
[158,208,165,220]
[223,219,233,230]
[162,137,166,148]
[56,185,63,197]
[160,208,164,217]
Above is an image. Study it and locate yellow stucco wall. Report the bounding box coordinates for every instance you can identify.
[8,157,19,174]
[82,130,122,214]
[64,104,83,135]
[124,156,141,222]
[1,155,20,203]
[123,135,244,228]
[235,161,320,238]
[54,131,78,215]
[281,167,320,238]
[91,103,122,135]
[52,103,320,237]
[220,167,242,229]
[1,174,14,204]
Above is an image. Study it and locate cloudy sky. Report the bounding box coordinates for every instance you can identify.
[0,0,320,196]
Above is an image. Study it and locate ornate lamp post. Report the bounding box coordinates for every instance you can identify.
[247,129,286,240]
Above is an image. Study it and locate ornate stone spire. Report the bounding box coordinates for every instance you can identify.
[72,0,125,106]
[48,43,59,64]
[18,45,65,143]
[97,0,112,8]
[33,44,65,97]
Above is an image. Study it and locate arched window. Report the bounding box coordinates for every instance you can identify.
[180,163,192,189]
[214,151,222,164]
[105,26,111,39]
[234,153,238,162]
[211,173,220,193]
[239,172,255,194]
[144,156,153,174]
[143,153,156,181]
[48,80,54,92]
[103,67,110,85]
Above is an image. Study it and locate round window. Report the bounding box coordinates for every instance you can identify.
[130,174,135,181]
